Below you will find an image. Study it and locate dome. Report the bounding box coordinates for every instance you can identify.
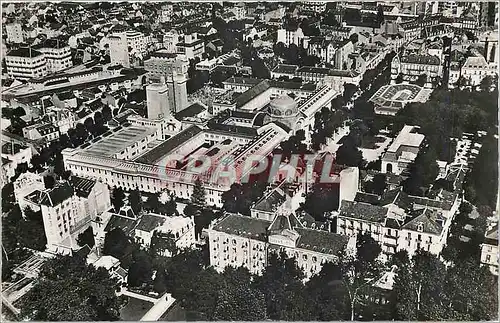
[269,95,298,117]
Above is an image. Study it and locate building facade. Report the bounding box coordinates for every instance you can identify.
[205,211,356,279]
[6,48,48,80]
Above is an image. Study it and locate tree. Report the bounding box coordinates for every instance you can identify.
[364,173,387,195]
[251,58,270,79]
[128,188,142,215]
[403,147,439,196]
[102,105,112,121]
[302,182,340,221]
[77,226,95,248]
[191,178,206,210]
[253,251,305,320]
[153,269,167,294]
[414,74,427,87]
[103,228,131,260]
[84,117,95,136]
[150,231,177,257]
[395,73,403,84]
[213,268,267,321]
[111,187,125,212]
[19,207,47,251]
[376,5,385,26]
[443,258,498,320]
[329,233,384,321]
[20,255,121,321]
[127,249,153,287]
[75,122,88,143]
[335,137,364,167]
[392,249,448,320]
[43,175,55,189]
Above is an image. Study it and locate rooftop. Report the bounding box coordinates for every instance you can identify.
[295,228,349,255]
[174,103,206,121]
[402,208,444,235]
[134,126,203,164]
[386,125,424,154]
[7,47,43,58]
[339,200,389,223]
[70,176,97,198]
[213,214,270,242]
[135,213,166,232]
[83,124,158,158]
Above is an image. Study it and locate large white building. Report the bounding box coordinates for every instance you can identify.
[159,4,173,23]
[15,175,111,255]
[146,82,171,120]
[205,208,356,278]
[6,22,24,44]
[5,48,48,80]
[109,30,148,67]
[35,39,73,73]
[277,26,306,47]
[176,33,205,60]
[135,213,195,256]
[381,125,425,175]
[144,52,189,113]
[109,34,130,67]
[337,165,464,261]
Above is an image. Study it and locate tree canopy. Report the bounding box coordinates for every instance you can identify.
[20,255,121,321]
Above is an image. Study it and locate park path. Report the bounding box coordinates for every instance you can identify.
[140,292,176,321]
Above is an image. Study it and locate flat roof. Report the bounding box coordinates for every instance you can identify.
[387,125,425,153]
[83,124,157,157]
[134,126,202,164]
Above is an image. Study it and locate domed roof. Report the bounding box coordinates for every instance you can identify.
[269,95,298,117]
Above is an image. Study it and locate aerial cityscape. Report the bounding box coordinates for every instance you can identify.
[1,1,498,321]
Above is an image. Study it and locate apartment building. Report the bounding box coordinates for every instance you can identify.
[19,177,111,254]
[176,33,205,60]
[277,26,306,48]
[391,53,443,85]
[144,54,189,114]
[35,39,73,73]
[205,210,356,279]
[22,123,60,143]
[5,48,48,80]
[337,180,460,261]
[135,213,195,256]
[108,34,130,67]
[109,30,148,67]
[163,30,181,53]
[6,22,24,44]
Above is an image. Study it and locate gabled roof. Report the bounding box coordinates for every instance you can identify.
[135,213,165,232]
[39,182,75,207]
[213,214,270,242]
[380,187,412,210]
[485,224,498,243]
[295,228,349,255]
[401,208,444,235]
[339,200,388,223]
[174,103,206,121]
[70,176,97,198]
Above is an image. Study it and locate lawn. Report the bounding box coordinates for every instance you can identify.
[119,297,154,321]
[160,302,187,321]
